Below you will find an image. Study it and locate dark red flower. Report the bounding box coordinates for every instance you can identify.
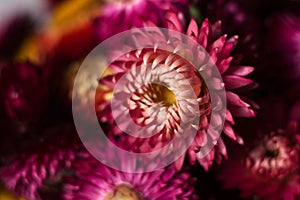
[0,62,44,123]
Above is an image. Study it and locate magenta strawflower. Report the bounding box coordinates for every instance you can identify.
[95,0,189,41]
[63,152,198,200]
[0,125,83,200]
[97,13,256,171]
[218,99,300,200]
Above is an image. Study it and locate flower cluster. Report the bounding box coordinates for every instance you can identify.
[0,0,299,200]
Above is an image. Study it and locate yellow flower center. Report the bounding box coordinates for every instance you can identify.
[150,83,177,107]
[104,184,142,200]
[104,0,140,5]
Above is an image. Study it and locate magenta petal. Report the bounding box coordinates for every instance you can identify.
[187,148,197,165]
[166,12,184,32]
[223,75,254,89]
[219,42,234,60]
[217,56,233,74]
[198,148,215,171]
[226,91,250,107]
[197,18,210,48]
[225,65,254,76]
[228,106,256,118]
[209,34,227,52]
[225,109,235,125]
[187,18,199,37]
[174,155,185,171]
[217,138,228,159]
[211,20,222,39]
[195,129,208,147]
[226,35,239,47]
[223,122,237,141]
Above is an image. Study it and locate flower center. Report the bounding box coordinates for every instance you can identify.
[139,83,177,107]
[99,49,211,147]
[104,184,142,200]
[246,133,300,180]
[264,148,279,158]
[105,0,139,6]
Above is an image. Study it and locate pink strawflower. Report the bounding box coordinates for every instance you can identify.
[0,125,83,200]
[95,0,189,41]
[218,99,300,200]
[63,152,198,200]
[97,13,256,171]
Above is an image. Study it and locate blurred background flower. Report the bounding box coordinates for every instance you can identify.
[94,0,190,41]
[0,124,83,200]
[62,152,198,200]
[217,97,300,199]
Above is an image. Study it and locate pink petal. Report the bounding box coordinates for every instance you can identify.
[223,122,237,141]
[187,18,198,37]
[198,18,210,48]
[188,148,197,165]
[174,155,185,171]
[219,42,234,60]
[223,75,254,90]
[225,109,235,125]
[226,35,239,47]
[217,138,228,159]
[229,106,256,118]
[166,12,183,32]
[194,129,208,147]
[235,133,244,145]
[217,56,233,74]
[208,47,219,63]
[209,34,227,52]
[226,65,254,76]
[197,148,215,171]
[208,77,225,90]
[226,91,250,107]
[211,20,222,39]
